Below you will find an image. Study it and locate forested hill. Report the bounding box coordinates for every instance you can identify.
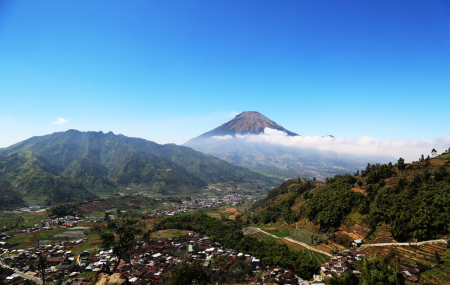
[0,178,26,210]
[249,150,450,243]
[0,130,277,205]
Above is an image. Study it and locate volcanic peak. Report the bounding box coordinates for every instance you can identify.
[196,111,298,139]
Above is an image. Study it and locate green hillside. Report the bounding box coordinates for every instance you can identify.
[249,151,450,243]
[0,130,277,205]
[0,179,26,210]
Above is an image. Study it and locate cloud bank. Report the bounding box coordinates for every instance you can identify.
[52,117,69,125]
[212,128,450,162]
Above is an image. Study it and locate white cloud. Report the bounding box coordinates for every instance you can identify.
[5,114,11,122]
[211,135,233,140]
[52,117,69,125]
[212,128,450,162]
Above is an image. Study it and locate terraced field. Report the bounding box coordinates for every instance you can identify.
[296,217,317,232]
[364,224,395,243]
[265,221,293,237]
[359,242,449,285]
[312,241,346,253]
[247,230,278,242]
[288,227,328,246]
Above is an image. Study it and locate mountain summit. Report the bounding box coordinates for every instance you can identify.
[193,111,298,140]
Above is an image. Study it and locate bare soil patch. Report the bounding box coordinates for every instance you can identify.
[72,200,112,214]
[223,208,242,213]
[351,187,366,195]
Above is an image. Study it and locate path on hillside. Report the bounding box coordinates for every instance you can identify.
[242,227,333,257]
[242,227,281,239]
[359,239,448,249]
[283,237,333,257]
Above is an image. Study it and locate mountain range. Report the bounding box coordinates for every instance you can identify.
[0,130,277,207]
[184,111,394,180]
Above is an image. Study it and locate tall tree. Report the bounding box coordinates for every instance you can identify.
[228,260,254,283]
[97,209,142,272]
[397,158,405,171]
[432,148,437,158]
[38,255,47,285]
[168,256,209,285]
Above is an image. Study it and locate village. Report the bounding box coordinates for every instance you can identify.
[0,230,316,285]
[0,193,435,284]
[149,193,258,217]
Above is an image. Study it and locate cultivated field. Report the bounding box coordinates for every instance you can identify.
[359,242,449,285]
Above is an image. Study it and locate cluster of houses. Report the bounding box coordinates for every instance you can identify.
[400,263,429,283]
[35,216,102,230]
[321,250,364,278]
[321,250,429,283]
[0,232,310,285]
[0,239,88,284]
[150,194,259,217]
[0,234,11,240]
[3,205,46,215]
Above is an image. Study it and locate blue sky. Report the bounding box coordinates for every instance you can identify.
[1,0,449,148]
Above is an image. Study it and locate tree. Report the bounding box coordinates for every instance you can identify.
[325,271,358,285]
[97,209,142,272]
[397,158,405,171]
[432,148,437,158]
[420,154,425,162]
[360,250,405,285]
[168,256,209,285]
[228,260,253,283]
[211,254,228,270]
[38,255,47,285]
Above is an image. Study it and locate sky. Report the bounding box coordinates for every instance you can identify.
[1,0,450,159]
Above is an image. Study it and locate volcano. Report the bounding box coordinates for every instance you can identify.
[189,111,298,141]
[184,111,392,180]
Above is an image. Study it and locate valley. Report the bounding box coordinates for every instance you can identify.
[1,148,450,284]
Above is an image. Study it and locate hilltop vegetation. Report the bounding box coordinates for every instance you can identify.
[0,130,277,204]
[249,149,450,243]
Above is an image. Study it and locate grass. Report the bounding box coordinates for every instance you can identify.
[251,224,276,229]
[266,228,291,238]
[260,235,278,241]
[76,272,96,279]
